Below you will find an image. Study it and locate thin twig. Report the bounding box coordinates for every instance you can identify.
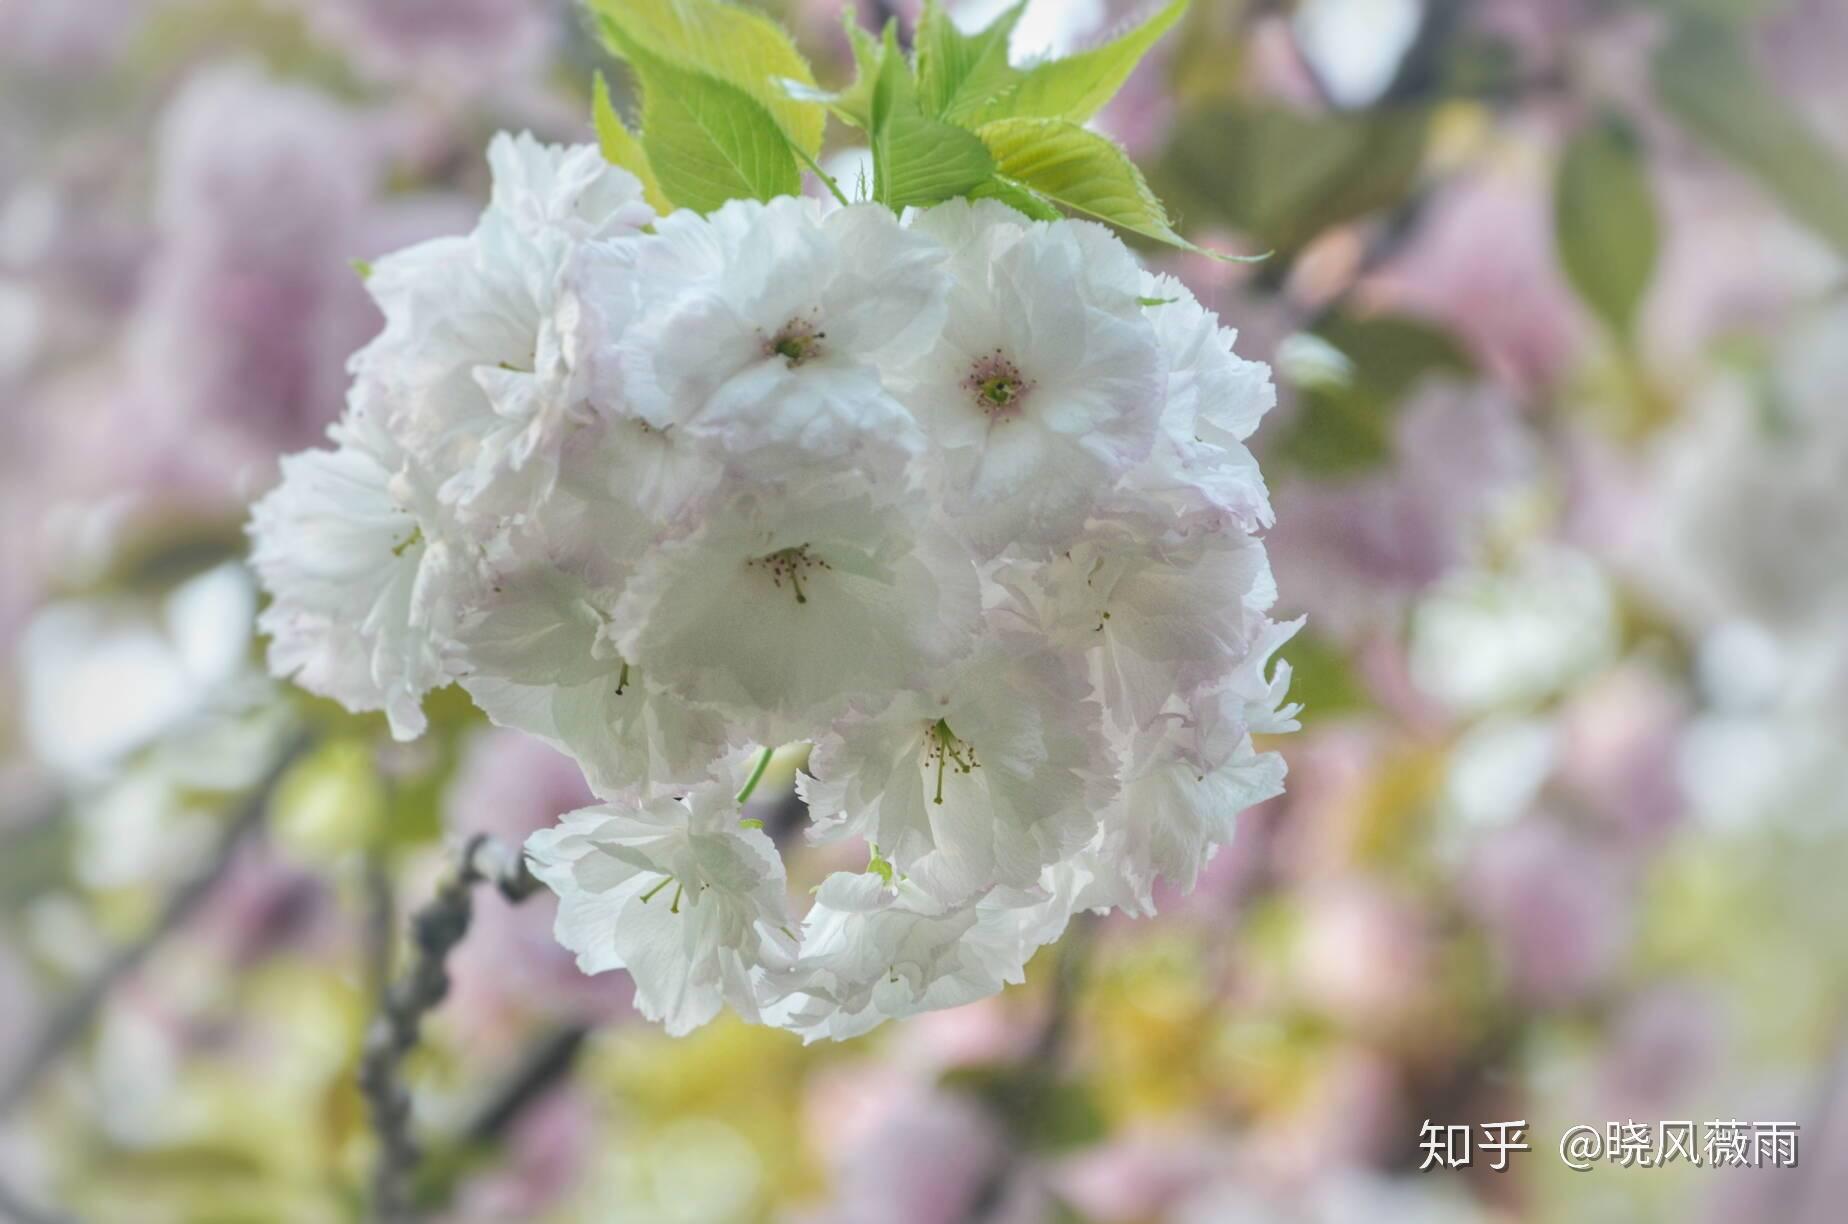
[358,835,541,1223]
[0,732,312,1119]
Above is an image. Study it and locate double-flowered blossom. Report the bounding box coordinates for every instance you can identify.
[249,132,1298,1040]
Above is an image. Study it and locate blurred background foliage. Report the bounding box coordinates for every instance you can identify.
[3,0,1848,1221]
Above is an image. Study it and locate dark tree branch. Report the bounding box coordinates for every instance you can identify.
[358,834,541,1223]
[462,1025,590,1146]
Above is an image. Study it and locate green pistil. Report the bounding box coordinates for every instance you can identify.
[775,334,820,364]
[615,660,630,696]
[866,842,895,884]
[640,876,673,904]
[390,525,423,558]
[768,318,825,367]
[981,376,1020,407]
[735,745,775,805]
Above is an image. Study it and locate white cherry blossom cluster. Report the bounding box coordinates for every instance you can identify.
[250,135,1300,1040]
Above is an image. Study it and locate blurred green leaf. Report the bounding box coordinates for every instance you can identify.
[1153,102,1428,253]
[1277,631,1373,717]
[939,1065,1109,1152]
[915,0,1026,122]
[1555,113,1660,343]
[964,0,1188,127]
[977,117,1227,254]
[592,71,671,214]
[871,28,996,209]
[0,808,71,913]
[587,0,825,158]
[1654,16,1848,256]
[1269,314,1472,477]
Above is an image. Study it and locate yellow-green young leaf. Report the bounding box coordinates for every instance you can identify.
[592,71,672,213]
[871,28,995,210]
[587,0,825,158]
[622,39,801,213]
[916,0,1026,122]
[1555,114,1659,343]
[977,116,1217,254]
[967,0,1186,127]
[1654,17,1848,256]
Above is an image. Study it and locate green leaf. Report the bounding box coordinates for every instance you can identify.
[1268,315,1473,477]
[1555,113,1659,343]
[871,28,996,210]
[778,18,885,130]
[618,38,801,213]
[587,0,825,159]
[1277,631,1372,717]
[916,0,1026,122]
[592,71,672,213]
[975,116,1225,254]
[966,0,1187,127]
[1653,17,1848,256]
[1153,102,1428,254]
[967,173,1061,221]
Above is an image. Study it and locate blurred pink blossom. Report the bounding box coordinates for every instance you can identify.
[1363,136,1587,395]
[0,0,154,71]
[130,63,475,467]
[1555,665,1687,848]
[445,1084,601,1222]
[1464,819,1630,1005]
[1293,880,1436,1035]
[1051,1128,1223,1222]
[1598,983,1724,1119]
[278,0,557,93]
[799,1062,1006,1224]
[1268,384,1533,640]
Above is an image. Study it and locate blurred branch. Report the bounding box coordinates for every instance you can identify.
[0,1178,73,1224]
[967,912,1099,1220]
[358,834,540,1224]
[0,732,312,1120]
[461,1024,590,1146]
[1382,0,1464,104]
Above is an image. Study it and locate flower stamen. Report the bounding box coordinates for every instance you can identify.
[766,314,826,367]
[963,351,1034,418]
[923,718,980,805]
[749,544,831,605]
